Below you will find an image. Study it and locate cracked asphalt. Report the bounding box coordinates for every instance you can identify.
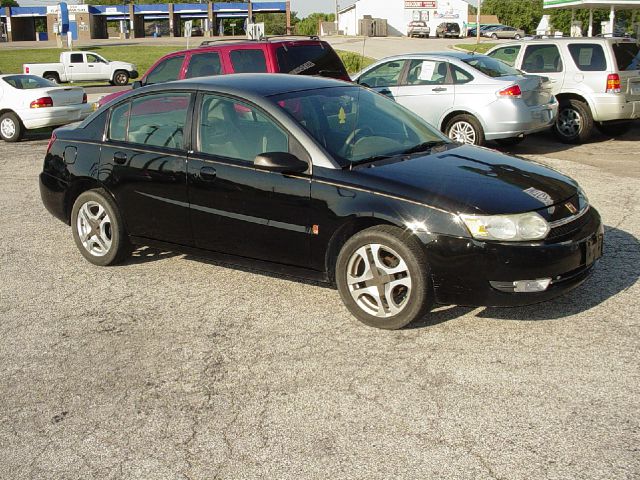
[0,128,639,480]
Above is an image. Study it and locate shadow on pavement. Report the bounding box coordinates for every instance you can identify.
[125,246,179,264]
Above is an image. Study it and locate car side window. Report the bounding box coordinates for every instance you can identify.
[522,45,563,73]
[145,55,185,85]
[185,52,222,79]
[568,44,607,71]
[405,60,450,85]
[70,53,84,64]
[86,54,101,63]
[451,65,473,84]
[488,46,521,67]
[198,94,289,162]
[124,93,191,149]
[229,49,268,73]
[108,102,130,142]
[357,60,406,88]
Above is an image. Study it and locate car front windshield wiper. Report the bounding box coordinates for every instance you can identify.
[347,154,397,168]
[402,140,448,155]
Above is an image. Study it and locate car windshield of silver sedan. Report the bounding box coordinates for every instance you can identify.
[2,75,56,89]
[462,56,522,78]
[273,86,448,166]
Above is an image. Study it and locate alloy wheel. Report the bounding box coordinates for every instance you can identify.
[115,73,127,84]
[76,200,112,257]
[448,121,477,144]
[346,243,412,318]
[557,107,581,138]
[1,118,16,139]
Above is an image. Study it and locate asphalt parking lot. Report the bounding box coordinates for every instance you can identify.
[1,128,639,479]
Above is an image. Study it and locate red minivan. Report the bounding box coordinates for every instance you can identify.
[98,36,350,107]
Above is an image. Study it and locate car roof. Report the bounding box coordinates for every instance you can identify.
[497,36,635,44]
[140,73,351,98]
[372,51,479,63]
[167,37,327,56]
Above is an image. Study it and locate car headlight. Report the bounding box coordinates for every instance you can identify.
[459,212,550,241]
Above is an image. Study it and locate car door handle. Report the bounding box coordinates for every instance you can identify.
[432,87,447,92]
[113,152,127,164]
[200,166,217,181]
[88,65,94,67]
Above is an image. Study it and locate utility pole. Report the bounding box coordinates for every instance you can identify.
[335,0,339,33]
[476,0,481,44]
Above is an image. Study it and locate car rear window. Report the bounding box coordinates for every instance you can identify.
[612,43,640,71]
[568,44,607,71]
[229,49,268,73]
[2,75,55,89]
[276,44,348,78]
[462,56,521,77]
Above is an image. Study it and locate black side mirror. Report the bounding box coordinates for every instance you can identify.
[254,152,307,173]
[132,80,143,89]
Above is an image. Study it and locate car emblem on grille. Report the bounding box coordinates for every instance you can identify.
[565,202,578,214]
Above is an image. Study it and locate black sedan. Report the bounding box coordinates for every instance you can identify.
[40,74,603,329]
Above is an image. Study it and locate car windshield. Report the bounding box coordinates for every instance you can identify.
[462,56,521,77]
[2,75,56,89]
[272,86,448,167]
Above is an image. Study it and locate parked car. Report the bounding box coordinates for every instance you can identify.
[0,74,91,142]
[483,25,525,40]
[408,21,430,38]
[467,24,503,37]
[40,74,603,330]
[487,37,640,143]
[96,36,350,108]
[352,52,557,146]
[435,22,461,38]
[23,51,138,86]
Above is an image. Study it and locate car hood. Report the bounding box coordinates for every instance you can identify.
[352,144,578,215]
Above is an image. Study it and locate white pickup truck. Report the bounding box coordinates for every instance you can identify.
[23,51,138,86]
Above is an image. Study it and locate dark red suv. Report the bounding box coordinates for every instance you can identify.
[98,36,349,107]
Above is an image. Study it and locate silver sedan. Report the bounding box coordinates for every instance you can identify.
[352,52,558,146]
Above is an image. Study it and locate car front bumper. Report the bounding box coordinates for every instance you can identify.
[484,98,558,140]
[424,206,603,307]
[20,104,93,130]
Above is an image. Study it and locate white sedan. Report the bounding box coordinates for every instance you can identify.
[0,74,92,142]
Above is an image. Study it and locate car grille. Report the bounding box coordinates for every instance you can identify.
[547,207,594,240]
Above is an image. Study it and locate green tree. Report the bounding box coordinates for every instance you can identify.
[549,8,640,35]
[254,11,300,35]
[481,0,543,34]
[1,0,19,6]
[295,12,335,36]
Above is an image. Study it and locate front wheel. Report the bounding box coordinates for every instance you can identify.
[492,33,498,39]
[0,112,24,142]
[335,225,433,330]
[554,99,593,144]
[112,70,129,86]
[514,34,521,40]
[444,114,485,146]
[71,189,131,266]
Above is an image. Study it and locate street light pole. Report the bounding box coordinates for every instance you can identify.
[476,0,481,44]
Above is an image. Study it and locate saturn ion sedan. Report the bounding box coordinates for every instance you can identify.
[40,74,603,330]
[353,52,558,146]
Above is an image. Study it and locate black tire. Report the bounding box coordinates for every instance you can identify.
[44,73,59,84]
[595,121,634,137]
[495,136,525,147]
[112,70,129,86]
[444,113,485,146]
[335,225,433,330]
[71,189,131,266]
[514,34,521,40]
[554,98,593,144]
[491,33,498,39]
[0,112,24,142]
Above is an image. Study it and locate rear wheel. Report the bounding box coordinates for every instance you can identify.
[554,98,593,144]
[113,70,129,86]
[71,189,131,266]
[492,33,498,39]
[0,112,23,142]
[445,114,485,146]
[336,225,433,330]
[595,121,633,137]
[514,34,521,39]
[44,73,60,84]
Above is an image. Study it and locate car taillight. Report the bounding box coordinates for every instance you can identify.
[82,93,88,104]
[25,66,30,74]
[46,132,57,154]
[606,74,621,93]
[30,97,53,108]
[498,85,522,98]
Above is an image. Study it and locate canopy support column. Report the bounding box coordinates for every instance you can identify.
[609,5,615,35]
[588,8,593,37]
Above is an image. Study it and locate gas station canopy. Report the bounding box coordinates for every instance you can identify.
[543,0,640,36]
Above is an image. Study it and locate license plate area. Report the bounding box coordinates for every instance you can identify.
[583,232,604,266]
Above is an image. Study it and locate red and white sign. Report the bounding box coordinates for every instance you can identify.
[405,1,437,8]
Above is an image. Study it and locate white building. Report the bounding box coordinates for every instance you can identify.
[338,0,470,37]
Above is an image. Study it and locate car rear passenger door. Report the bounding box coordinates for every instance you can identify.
[99,92,194,245]
[520,44,565,94]
[393,59,455,129]
[187,93,312,267]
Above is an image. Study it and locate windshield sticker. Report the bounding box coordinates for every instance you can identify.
[338,106,347,124]
[524,187,553,206]
[290,61,315,75]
